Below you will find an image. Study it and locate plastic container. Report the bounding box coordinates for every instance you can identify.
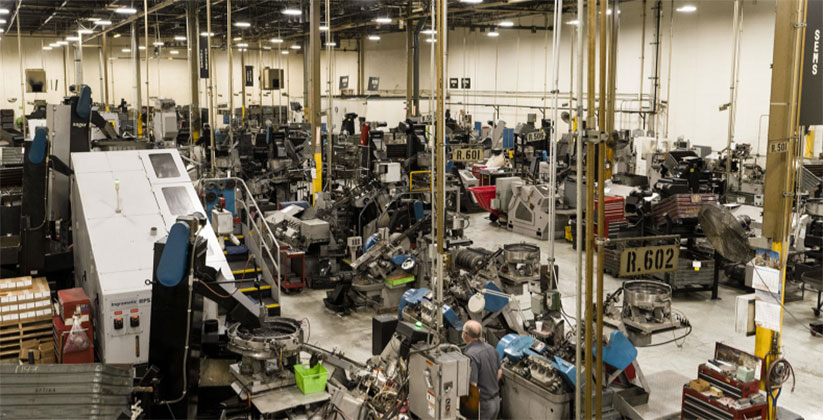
[293,363,328,395]
[468,186,498,216]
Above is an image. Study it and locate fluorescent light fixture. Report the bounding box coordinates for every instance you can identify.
[459,0,483,3]
[200,32,215,37]
[233,36,242,41]
[234,22,251,28]
[0,9,10,14]
[65,36,80,41]
[566,20,580,25]
[281,50,289,55]
[271,38,284,43]
[282,8,301,16]
[319,25,329,30]
[96,20,112,25]
[368,35,381,41]
[88,17,100,22]
[425,38,436,43]
[236,42,248,47]
[115,7,137,15]
[290,44,301,49]
[174,35,186,41]
[170,50,179,55]
[676,5,697,12]
[498,21,514,27]
[421,29,436,35]
[487,31,499,37]
[78,29,94,35]
[49,42,59,47]
[0,19,6,24]
[374,17,392,24]
[153,41,164,46]
[263,46,272,50]
[113,33,121,38]
[57,41,68,45]
[138,46,146,50]
[606,8,612,15]
[122,48,131,53]
[325,41,336,47]
[43,46,53,51]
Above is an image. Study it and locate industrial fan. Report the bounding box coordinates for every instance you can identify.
[698,203,755,264]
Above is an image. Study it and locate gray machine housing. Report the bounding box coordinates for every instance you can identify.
[408,347,470,420]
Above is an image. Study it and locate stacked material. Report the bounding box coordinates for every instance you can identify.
[0,276,54,360]
[0,364,133,418]
[651,194,717,226]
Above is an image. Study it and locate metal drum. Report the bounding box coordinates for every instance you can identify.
[227,317,303,360]
[503,243,540,264]
[623,280,672,311]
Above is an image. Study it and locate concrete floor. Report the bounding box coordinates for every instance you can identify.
[280,212,822,419]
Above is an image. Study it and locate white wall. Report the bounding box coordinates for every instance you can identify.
[2,0,814,155]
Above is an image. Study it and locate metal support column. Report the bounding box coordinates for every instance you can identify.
[102,33,110,106]
[144,0,151,138]
[584,0,596,417]
[186,0,201,145]
[132,22,143,138]
[758,2,807,419]
[227,0,234,142]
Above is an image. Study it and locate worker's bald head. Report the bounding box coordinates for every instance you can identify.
[463,320,482,340]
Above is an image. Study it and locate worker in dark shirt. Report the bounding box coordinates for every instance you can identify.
[462,320,502,420]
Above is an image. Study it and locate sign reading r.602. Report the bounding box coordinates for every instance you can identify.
[452,148,483,162]
[619,244,679,277]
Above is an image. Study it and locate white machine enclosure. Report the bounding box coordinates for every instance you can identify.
[72,149,233,365]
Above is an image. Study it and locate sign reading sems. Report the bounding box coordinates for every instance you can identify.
[619,244,679,277]
[800,0,823,125]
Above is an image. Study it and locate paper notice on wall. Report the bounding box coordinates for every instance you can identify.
[754,300,781,332]
[752,265,781,294]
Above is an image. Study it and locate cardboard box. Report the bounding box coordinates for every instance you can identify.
[0,276,34,292]
[0,277,52,326]
[17,338,56,364]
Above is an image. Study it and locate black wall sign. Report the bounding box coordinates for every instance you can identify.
[339,75,349,89]
[368,76,380,91]
[461,77,471,89]
[449,78,458,89]
[800,0,823,125]
[245,66,254,87]
[199,44,209,78]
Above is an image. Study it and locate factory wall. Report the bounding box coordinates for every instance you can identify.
[2,0,819,156]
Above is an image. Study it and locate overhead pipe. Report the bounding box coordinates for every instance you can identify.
[326,0,334,191]
[547,0,562,288]
[15,0,26,138]
[207,0,217,174]
[187,0,202,145]
[144,0,151,138]
[584,0,596,417]
[663,0,674,139]
[638,0,646,129]
[227,0,234,146]
[725,0,743,188]
[574,0,584,414]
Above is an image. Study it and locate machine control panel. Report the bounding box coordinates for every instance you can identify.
[114,317,123,330]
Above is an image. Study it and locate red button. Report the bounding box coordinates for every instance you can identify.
[114,310,122,315]
[130,308,139,313]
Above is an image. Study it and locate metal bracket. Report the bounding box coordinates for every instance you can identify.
[595,237,609,247]
[783,191,795,198]
[585,129,606,144]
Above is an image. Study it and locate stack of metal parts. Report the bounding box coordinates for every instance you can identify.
[0,364,133,418]
[650,193,717,227]
[595,196,628,237]
[652,248,714,289]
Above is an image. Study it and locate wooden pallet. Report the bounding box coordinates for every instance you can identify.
[0,319,54,359]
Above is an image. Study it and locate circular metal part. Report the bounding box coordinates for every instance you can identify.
[468,293,486,314]
[401,257,416,271]
[807,198,823,217]
[503,243,540,264]
[623,280,672,310]
[453,248,490,270]
[227,317,303,360]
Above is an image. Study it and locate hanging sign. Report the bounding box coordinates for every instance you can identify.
[199,44,209,78]
[799,0,823,125]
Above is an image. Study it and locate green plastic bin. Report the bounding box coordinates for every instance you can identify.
[293,363,328,395]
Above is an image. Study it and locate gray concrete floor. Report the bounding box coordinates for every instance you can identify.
[281,212,822,419]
